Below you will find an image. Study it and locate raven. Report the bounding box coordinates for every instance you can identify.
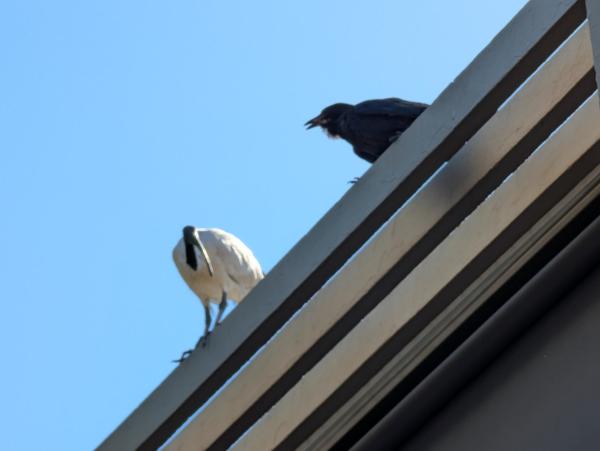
[305,98,428,163]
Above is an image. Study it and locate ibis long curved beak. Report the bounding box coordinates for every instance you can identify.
[182,226,215,276]
[193,231,215,277]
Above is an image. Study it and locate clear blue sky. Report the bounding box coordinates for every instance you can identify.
[0,1,528,449]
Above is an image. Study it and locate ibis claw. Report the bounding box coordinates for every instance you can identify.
[200,331,211,347]
[173,349,193,364]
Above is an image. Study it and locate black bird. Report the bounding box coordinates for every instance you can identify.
[305,98,428,163]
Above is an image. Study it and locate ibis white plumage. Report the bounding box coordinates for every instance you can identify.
[172,226,264,362]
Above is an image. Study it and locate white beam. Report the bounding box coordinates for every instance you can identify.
[97,0,584,449]
[165,24,595,451]
[231,94,600,450]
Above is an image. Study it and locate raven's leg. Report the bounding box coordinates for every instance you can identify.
[389,130,403,143]
[216,291,227,326]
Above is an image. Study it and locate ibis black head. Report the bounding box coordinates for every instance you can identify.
[305,103,353,138]
[182,226,199,271]
[182,225,214,276]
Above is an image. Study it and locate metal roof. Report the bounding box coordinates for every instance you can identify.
[98,1,600,449]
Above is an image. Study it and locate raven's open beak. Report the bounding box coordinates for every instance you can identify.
[193,231,215,277]
[305,114,323,130]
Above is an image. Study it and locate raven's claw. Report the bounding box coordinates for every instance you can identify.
[389,131,402,143]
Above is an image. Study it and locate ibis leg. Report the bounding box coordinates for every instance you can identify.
[173,302,212,362]
[216,291,228,326]
[197,303,212,347]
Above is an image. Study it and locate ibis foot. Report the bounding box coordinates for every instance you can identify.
[173,349,193,364]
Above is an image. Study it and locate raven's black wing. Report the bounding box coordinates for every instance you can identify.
[354,98,427,119]
[338,98,428,163]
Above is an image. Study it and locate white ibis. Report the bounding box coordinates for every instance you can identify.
[172,226,264,362]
